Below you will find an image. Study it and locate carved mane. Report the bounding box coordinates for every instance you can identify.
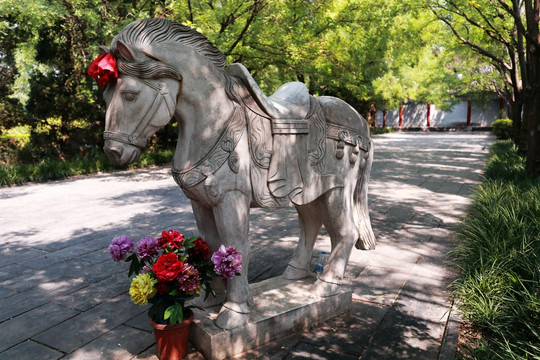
[111,18,227,70]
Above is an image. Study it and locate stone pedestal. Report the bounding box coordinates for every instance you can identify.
[189,276,352,360]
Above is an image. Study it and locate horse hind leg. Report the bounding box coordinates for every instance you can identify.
[282,204,322,280]
[312,186,358,296]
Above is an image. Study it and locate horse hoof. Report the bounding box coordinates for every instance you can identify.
[214,303,250,330]
[282,264,309,280]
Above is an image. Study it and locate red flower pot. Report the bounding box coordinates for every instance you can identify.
[149,309,194,360]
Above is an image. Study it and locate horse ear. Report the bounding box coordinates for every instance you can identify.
[99,45,110,54]
[116,40,143,62]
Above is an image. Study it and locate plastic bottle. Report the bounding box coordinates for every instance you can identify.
[316,251,327,279]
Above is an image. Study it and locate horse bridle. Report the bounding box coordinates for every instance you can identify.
[103,79,176,148]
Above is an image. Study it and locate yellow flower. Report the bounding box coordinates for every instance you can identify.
[129,273,157,305]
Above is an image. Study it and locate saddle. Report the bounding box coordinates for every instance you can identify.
[226,63,310,120]
[226,63,342,208]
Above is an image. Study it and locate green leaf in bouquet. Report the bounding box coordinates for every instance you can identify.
[183,236,197,249]
[126,253,141,277]
[164,303,184,325]
[203,286,216,301]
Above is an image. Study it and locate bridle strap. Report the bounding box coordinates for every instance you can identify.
[103,131,147,148]
[105,79,176,148]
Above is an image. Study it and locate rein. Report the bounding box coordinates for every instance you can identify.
[104,79,176,148]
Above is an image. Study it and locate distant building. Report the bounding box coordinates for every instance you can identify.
[376,98,506,128]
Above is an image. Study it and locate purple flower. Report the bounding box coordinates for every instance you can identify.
[177,264,201,294]
[136,237,159,260]
[211,245,242,279]
[108,235,134,262]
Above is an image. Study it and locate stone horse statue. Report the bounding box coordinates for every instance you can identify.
[95,18,376,330]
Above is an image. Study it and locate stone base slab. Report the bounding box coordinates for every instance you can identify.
[189,276,352,360]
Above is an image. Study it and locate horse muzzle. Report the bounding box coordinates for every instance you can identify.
[103,140,142,166]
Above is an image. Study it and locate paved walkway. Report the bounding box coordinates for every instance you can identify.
[0,132,494,360]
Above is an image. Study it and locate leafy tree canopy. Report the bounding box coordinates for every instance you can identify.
[0,0,500,163]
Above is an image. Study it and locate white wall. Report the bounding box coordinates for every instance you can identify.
[376,99,505,128]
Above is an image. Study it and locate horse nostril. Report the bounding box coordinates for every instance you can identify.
[105,146,123,160]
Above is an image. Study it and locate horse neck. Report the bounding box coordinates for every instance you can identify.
[172,69,237,172]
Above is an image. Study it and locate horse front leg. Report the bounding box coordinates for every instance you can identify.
[212,190,252,329]
[190,200,227,308]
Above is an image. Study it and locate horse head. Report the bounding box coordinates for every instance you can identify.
[100,40,182,166]
[91,18,231,167]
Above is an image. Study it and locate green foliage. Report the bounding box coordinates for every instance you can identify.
[370,127,393,135]
[453,140,540,359]
[483,140,526,183]
[1,0,488,165]
[0,147,175,187]
[164,303,184,325]
[492,118,513,140]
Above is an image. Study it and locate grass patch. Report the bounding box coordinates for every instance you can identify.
[0,148,175,187]
[453,140,540,359]
[370,127,393,135]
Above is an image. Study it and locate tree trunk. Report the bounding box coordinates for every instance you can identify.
[524,42,540,177]
[507,100,523,146]
[370,104,377,128]
[525,97,540,177]
[382,109,387,128]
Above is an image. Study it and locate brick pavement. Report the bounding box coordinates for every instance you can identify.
[0,132,494,359]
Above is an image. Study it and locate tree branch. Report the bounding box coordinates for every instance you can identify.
[493,0,537,45]
[432,8,511,71]
[227,0,266,55]
[187,0,193,23]
[444,1,510,46]
[219,1,248,34]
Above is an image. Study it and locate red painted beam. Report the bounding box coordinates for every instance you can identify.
[427,103,431,127]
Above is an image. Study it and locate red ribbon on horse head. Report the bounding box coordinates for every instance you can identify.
[88,53,118,87]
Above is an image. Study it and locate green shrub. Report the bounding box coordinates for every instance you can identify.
[453,140,540,359]
[0,147,175,187]
[370,127,393,135]
[483,140,527,183]
[492,118,513,140]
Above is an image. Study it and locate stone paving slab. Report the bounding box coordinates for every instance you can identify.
[0,340,64,360]
[0,302,80,353]
[0,132,494,359]
[32,294,146,354]
[63,324,156,360]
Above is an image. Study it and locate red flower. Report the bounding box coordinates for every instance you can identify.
[88,53,118,87]
[152,253,183,282]
[188,237,211,260]
[157,230,184,250]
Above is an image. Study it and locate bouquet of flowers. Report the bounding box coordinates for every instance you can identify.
[108,230,242,325]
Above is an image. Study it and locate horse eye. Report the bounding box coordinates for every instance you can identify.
[123,91,137,102]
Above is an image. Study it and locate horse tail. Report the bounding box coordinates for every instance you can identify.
[354,138,376,250]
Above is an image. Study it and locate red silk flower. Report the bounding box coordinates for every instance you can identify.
[157,230,184,250]
[188,237,212,261]
[88,53,118,86]
[152,253,184,282]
